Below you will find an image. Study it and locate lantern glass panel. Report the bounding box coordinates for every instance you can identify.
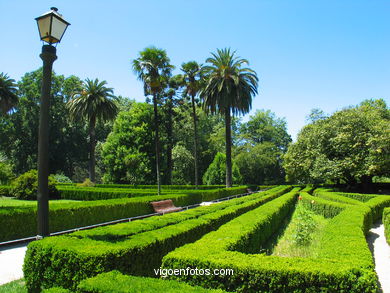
[51,16,67,43]
[37,16,52,42]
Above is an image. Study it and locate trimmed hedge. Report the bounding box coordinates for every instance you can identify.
[95,184,227,190]
[161,191,390,293]
[336,192,379,202]
[57,186,248,201]
[0,187,247,242]
[77,270,226,293]
[299,191,348,218]
[313,188,364,205]
[23,186,292,291]
[384,208,390,245]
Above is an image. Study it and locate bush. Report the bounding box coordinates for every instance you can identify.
[384,208,390,245]
[0,161,15,185]
[11,170,59,200]
[23,186,292,291]
[0,185,11,197]
[162,190,389,293]
[51,173,72,184]
[77,178,95,187]
[202,153,242,185]
[77,270,226,292]
[299,192,347,218]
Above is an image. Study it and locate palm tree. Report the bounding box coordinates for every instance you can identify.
[201,48,258,187]
[0,73,18,114]
[67,78,118,182]
[181,61,203,187]
[132,47,173,194]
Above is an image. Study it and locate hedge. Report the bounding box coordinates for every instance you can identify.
[23,186,292,292]
[95,184,227,190]
[0,187,248,242]
[313,188,364,205]
[77,270,226,293]
[384,208,390,245]
[57,186,248,201]
[335,192,379,202]
[299,191,348,218]
[161,191,390,292]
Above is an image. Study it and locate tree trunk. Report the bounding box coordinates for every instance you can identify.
[89,116,96,183]
[153,94,161,195]
[225,108,232,188]
[166,97,173,185]
[191,94,199,188]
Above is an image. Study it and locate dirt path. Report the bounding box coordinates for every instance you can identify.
[367,222,390,293]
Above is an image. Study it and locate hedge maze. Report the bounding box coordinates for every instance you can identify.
[19,185,390,292]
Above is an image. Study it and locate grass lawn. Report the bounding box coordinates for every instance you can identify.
[267,201,330,258]
[0,279,26,293]
[0,197,80,207]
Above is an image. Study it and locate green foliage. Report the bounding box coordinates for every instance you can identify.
[0,185,11,197]
[162,189,386,292]
[23,186,290,291]
[101,102,155,184]
[203,152,242,185]
[383,208,390,245]
[292,203,317,246]
[0,161,15,184]
[42,288,71,293]
[77,271,225,293]
[313,188,364,205]
[76,178,95,187]
[10,170,58,200]
[0,278,27,293]
[0,72,18,115]
[299,192,347,218]
[172,144,194,184]
[284,99,390,184]
[51,173,72,183]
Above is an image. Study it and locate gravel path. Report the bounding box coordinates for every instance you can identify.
[367,221,390,293]
[0,243,28,285]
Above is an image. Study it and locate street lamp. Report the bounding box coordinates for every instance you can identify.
[35,7,70,237]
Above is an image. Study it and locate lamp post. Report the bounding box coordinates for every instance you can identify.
[35,7,70,237]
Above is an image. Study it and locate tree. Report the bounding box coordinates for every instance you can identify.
[201,48,258,187]
[181,61,203,187]
[203,152,242,185]
[132,47,173,194]
[236,110,291,184]
[101,102,156,184]
[67,78,118,182]
[0,73,18,115]
[283,99,390,187]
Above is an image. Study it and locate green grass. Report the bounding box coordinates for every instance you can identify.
[269,201,330,258]
[0,279,27,293]
[0,197,79,207]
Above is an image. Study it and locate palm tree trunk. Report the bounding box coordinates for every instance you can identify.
[191,94,199,188]
[89,116,96,182]
[225,108,232,188]
[166,97,173,185]
[153,94,161,195]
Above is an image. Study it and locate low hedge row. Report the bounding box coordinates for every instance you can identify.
[162,191,390,292]
[0,187,246,242]
[384,208,390,245]
[95,184,227,190]
[313,188,364,205]
[335,192,379,202]
[23,186,292,291]
[57,186,248,201]
[77,270,226,293]
[299,191,348,218]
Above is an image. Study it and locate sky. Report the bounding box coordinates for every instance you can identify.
[0,0,389,140]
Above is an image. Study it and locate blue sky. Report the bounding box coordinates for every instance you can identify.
[1,0,389,139]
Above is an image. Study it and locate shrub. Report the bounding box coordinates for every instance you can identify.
[77,270,226,293]
[0,185,11,197]
[0,161,15,185]
[299,192,347,218]
[202,152,242,185]
[292,203,317,246]
[77,178,95,187]
[11,170,59,200]
[23,186,292,291]
[313,188,365,205]
[384,208,390,245]
[51,173,72,184]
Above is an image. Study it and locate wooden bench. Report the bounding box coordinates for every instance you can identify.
[150,199,182,215]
